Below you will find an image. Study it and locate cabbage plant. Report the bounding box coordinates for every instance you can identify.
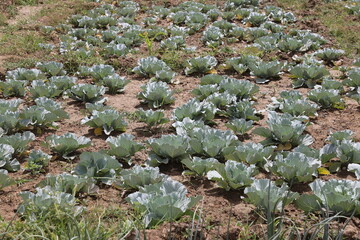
[219,77,259,100]
[19,105,69,129]
[308,87,345,109]
[253,111,313,148]
[172,118,206,136]
[244,12,267,25]
[185,12,208,33]
[207,160,257,190]
[314,48,345,63]
[0,79,27,97]
[245,27,269,42]
[185,56,218,75]
[0,111,21,134]
[296,179,360,216]
[205,92,237,110]
[269,152,321,183]
[277,37,309,53]
[99,74,130,94]
[134,108,169,127]
[182,157,220,177]
[126,179,201,227]
[248,60,284,83]
[24,150,51,174]
[0,144,19,172]
[160,36,186,50]
[348,163,360,179]
[81,110,128,135]
[37,173,98,195]
[133,57,171,77]
[70,84,106,103]
[74,152,122,185]
[34,97,69,121]
[147,134,190,166]
[225,118,254,136]
[85,102,113,114]
[106,134,144,164]
[28,80,63,99]
[0,131,35,155]
[173,98,217,122]
[224,55,260,74]
[202,26,224,47]
[225,100,260,121]
[36,61,66,77]
[200,74,226,85]
[336,140,360,164]
[6,68,45,81]
[318,130,357,166]
[137,82,175,108]
[18,186,84,220]
[104,43,129,57]
[188,128,238,158]
[49,76,77,92]
[0,170,15,190]
[244,179,299,213]
[343,68,360,97]
[45,133,91,160]
[223,142,276,167]
[290,64,329,88]
[212,20,237,33]
[271,90,319,118]
[0,99,22,114]
[192,85,220,101]
[152,70,177,83]
[115,165,168,190]
[82,64,115,81]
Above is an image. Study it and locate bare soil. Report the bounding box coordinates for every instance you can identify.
[0,0,359,239]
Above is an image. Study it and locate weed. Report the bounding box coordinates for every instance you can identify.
[0,31,45,55]
[59,50,105,74]
[14,0,39,5]
[159,50,189,71]
[0,206,134,240]
[3,57,42,70]
[275,0,360,57]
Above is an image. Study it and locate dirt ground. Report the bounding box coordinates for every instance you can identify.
[0,0,359,239]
